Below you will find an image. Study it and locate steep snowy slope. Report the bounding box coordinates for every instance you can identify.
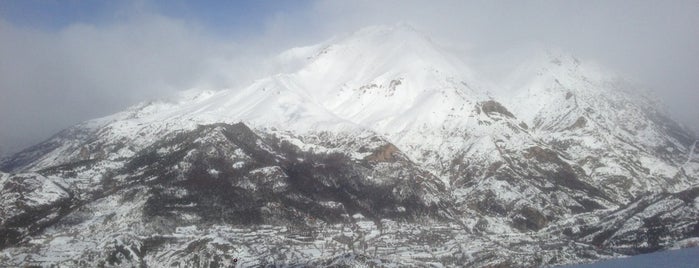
[1,25,479,172]
[497,50,698,203]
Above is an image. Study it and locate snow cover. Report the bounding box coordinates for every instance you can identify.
[19,24,690,190]
[1,24,698,268]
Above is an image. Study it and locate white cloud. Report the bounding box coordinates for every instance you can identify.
[1,1,697,154]
[0,14,270,153]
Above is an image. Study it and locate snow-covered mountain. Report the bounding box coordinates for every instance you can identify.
[1,24,698,267]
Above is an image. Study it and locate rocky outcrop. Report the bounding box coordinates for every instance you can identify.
[0,173,73,249]
[480,100,515,118]
[365,144,399,162]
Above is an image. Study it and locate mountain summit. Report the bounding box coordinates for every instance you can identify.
[1,25,698,267]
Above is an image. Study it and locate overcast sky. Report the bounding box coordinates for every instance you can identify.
[1,0,698,155]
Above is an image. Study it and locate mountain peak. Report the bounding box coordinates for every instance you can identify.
[347,23,425,41]
[306,24,448,68]
[294,24,473,95]
[3,24,699,268]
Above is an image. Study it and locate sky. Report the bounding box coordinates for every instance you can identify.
[0,0,698,155]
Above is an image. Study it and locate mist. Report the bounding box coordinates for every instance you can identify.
[0,13,266,154]
[1,0,697,155]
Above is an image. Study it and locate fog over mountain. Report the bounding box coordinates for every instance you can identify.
[1,2,699,267]
[0,0,698,155]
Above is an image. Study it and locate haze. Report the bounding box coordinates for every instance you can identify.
[1,0,697,155]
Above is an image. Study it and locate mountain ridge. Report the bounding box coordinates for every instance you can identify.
[1,24,697,267]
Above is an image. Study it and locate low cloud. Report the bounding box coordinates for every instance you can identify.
[0,13,268,154]
[1,0,697,154]
[301,0,699,132]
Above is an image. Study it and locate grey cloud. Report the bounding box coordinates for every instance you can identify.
[0,14,267,154]
[1,0,698,154]
[297,0,699,131]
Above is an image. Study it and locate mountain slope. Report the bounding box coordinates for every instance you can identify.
[498,50,697,203]
[1,25,697,267]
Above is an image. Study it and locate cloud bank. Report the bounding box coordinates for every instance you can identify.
[0,13,266,153]
[1,0,697,154]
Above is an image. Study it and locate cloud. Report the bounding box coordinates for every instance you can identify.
[296,0,699,131]
[1,0,697,154]
[0,13,269,154]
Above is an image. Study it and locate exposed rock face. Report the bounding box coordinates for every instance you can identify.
[365,144,399,162]
[513,206,549,231]
[480,100,515,118]
[565,116,587,130]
